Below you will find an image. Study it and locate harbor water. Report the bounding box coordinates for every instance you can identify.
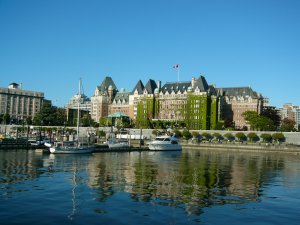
[1,149,300,225]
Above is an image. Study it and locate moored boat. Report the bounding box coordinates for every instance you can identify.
[49,141,93,154]
[107,139,130,149]
[148,135,182,151]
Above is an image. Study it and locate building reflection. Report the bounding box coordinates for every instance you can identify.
[86,150,286,215]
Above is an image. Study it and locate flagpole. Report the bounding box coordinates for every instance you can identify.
[177,66,180,82]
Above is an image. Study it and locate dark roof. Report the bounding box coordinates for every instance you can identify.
[144,79,157,94]
[160,81,191,94]
[217,87,259,98]
[194,76,209,92]
[113,91,130,104]
[131,80,144,94]
[97,76,117,95]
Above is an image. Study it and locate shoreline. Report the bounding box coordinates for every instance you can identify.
[180,141,300,155]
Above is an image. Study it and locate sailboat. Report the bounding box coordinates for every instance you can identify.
[49,79,94,154]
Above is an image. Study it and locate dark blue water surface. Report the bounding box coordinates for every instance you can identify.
[1,149,300,225]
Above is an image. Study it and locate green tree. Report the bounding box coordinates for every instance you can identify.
[280,118,296,132]
[224,133,235,142]
[242,111,259,130]
[192,131,199,138]
[173,129,182,138]
[201,132,213,142]
[3,114,10,125]
[260,133,272,143]
[182,129,192,140]
[34,101,57,126]
[235,132,247,142]
[272,133,285,143]
[213,132,223,142]
[261,106,281,129]
[247,132,258,143]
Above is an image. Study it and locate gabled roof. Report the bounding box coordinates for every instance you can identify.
[194,76,209,92]
[97,76,117,95]
[113,91,130,103]
[131,80,144,94]
[217,87,259,98]
[160,81,191,94]
[144,79,157,94]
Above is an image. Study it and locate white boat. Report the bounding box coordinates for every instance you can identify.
[49,141,93,154]
[50,79,93,154]
[107,139,130,149]
[148,135,182,151]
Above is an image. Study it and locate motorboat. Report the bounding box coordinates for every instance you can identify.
[107,139,130,149]
[148,135,182,151]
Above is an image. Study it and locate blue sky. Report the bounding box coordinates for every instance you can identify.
[0,0,299,107]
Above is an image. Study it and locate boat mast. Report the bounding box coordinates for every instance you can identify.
[76,78,81,144]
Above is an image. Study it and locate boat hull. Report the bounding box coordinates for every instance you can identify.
[49,147,93,154]
[148,143,182,151]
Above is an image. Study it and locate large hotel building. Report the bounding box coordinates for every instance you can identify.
[0,83,44,123]
[88,76,268,130]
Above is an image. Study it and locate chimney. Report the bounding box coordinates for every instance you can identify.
[191,77,196,88]
[157,80,161,90]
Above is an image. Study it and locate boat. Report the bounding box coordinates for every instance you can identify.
[107,139,130,149]
[50,141,93,154]
[50,79,94,154]
[148,135,182,151]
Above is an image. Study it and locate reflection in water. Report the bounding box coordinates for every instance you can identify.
[0,148,299,224]
[86,150,287,216]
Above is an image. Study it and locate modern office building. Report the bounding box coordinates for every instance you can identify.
[0,83,44,123]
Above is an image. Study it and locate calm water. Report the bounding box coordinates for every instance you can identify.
[1,149,300,225]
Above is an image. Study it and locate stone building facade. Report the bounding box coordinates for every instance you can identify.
[217,87,268,129]
[0,83,44,123]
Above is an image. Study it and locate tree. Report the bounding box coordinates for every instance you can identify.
[272,133,285,143]
[201,132,213,142]
[247,132,258,143]
[280,118,296,132]
[213,132,223,142]
[34,101,57,126]
[182,129,192,140]
[242,111,275,131]
[260,133,272,143]
[224,133,235,142]
[235,132,247,142]
[261,106,281,129]
[3,114,10,125]
[173,129,182,138]
[192,131,199,138]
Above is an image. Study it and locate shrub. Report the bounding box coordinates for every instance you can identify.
[213,132,223,142]
[247,132,259,143]
[202,132,213,142]
[173,129,182,138]
[260,133,272,143]
[272,133,285,143]
[182,129,192,140]
[192,131,199,138]
[224,133,235,142]
[235,132,247,142]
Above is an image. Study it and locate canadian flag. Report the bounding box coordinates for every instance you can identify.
[173,64,179,69]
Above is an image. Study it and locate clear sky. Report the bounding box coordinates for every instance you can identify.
[0,0,299,108]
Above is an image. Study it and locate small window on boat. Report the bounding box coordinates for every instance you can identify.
[171,140,178,144]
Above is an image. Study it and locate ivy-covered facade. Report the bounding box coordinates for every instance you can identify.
[135,76,220,130]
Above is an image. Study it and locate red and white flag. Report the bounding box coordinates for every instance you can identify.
[173,64,179,69]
